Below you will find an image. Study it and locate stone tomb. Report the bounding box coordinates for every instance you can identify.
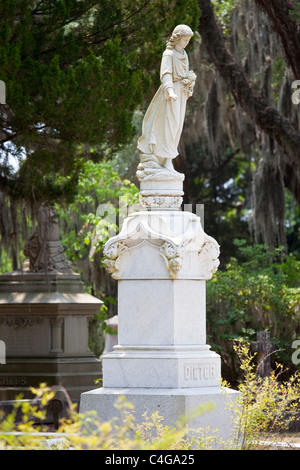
[0,271,102,402]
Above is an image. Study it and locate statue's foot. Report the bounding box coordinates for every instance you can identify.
[164,159,174,171]
[163,158,182,176]
[137,154,184,182]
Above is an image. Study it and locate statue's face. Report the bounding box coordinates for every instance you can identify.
[177,35,191,49]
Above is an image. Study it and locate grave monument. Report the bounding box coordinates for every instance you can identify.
[80,25,240,444]
[0,204,102,402]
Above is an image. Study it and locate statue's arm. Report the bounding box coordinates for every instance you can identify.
[160,52,178,101]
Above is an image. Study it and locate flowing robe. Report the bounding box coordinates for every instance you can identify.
[137,48,195,161]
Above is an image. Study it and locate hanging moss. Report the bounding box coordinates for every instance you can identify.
[181,0,299,253]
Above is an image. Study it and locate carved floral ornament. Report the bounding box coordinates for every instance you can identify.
[0,316,44,329]
[139,194,182,210]
[103,241,128,275]
[160,241,186,277]
[103,233,220,280]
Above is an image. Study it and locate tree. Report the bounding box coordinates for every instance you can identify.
[0,0,199,270]
[193,0,300,251]
[0,0,200,205]
[207,240,300,384]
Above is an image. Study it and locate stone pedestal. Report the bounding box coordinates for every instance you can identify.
[80,208,240,446]
[0,271,102,402]
[80,387,239,445]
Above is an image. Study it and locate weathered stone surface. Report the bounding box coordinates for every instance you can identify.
[0,271,102,401]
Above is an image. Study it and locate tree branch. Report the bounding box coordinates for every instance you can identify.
[255,0,300,79]
[84,0,152,44]
[197,0,300,173]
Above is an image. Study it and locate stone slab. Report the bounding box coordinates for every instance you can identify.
[80,386,241,448]
[102,346,220,388]
[0,271,103,401]
[118,279,206,345]
[0,356,102,401]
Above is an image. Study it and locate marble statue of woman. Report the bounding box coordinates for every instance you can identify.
[137,25,196,182]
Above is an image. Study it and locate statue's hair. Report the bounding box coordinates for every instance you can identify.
[166,24,194,49]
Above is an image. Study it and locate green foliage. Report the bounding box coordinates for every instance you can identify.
[207,240,300,383]
[3,350,300,450]
[212,0,237,34]
[285,188,300,255]
[186,145,253,264]
[0,385,218,450]
[272,57,286,99]
[0,0,200,204]
[233,342,300,450]
[56,158,139,266]
[0,383,56,449]
[290,2,300,22]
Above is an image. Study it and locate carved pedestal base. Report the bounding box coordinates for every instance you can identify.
[81,387,240,448]
[139,179,184,210]
[103,345,220,388]
[80,208,240,447]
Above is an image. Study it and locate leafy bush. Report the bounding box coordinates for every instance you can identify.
[2,345,300,450]
[207,240,300,384]
[232,342,300,450]
[0,385,218,450]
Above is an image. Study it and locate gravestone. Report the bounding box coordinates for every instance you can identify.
[80,25,240,447]
[0,340,5,364]
[0,204,102,402]
[0,80,5,105]
[251,331,275,378]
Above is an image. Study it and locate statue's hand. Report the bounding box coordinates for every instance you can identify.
[168,89,178,101]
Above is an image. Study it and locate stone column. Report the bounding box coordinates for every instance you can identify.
[50,317,64,353]
[101,208,221,389]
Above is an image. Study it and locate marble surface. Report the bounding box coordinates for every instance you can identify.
[80,386,240,448]
[102,345,220,388]
[117,279,206,345]
[137,25,196,185]
[103,210,219,280]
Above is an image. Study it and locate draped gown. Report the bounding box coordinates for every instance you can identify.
[137,47,195,162]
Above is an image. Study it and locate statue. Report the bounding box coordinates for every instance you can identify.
[24,204,72,273]
[137,25,196,182]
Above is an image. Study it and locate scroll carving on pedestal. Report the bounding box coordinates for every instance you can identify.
[198,236,220,279]
[103,241,128,277]
[160,241,185,278]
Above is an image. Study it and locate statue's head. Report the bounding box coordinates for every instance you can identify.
[166,24,194,50]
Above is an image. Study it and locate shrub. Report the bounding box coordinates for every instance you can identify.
[2,345,300,450]
[232,342,300,450]
[207,240,300,384]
